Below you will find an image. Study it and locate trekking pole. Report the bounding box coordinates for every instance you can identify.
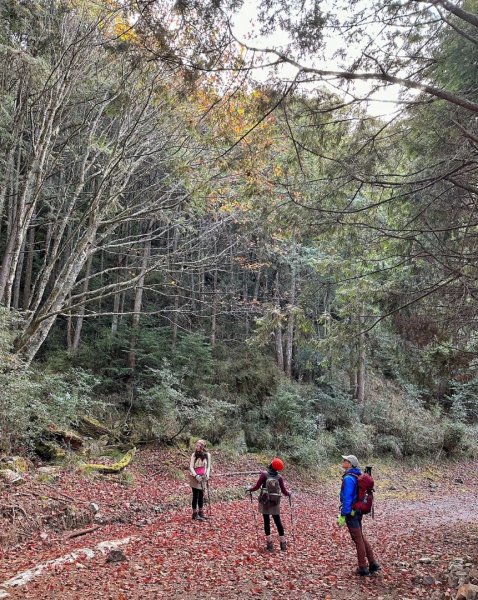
[288,495,296,547]
[203,478,212,520]
[248,490,261,549]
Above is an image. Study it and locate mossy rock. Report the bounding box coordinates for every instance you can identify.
[35,440,67,461]
[0,468,23,484]
[81,448,136,473]
[36,466,60,483]
[0,456,30,473]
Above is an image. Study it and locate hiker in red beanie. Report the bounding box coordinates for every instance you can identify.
[246,458,290,551]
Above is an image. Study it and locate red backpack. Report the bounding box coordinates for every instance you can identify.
[349,471,374,515]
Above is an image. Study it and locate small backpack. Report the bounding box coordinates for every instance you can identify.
[259,473,282,505]
[349,470,374,515]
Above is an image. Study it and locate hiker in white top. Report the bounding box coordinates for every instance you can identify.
[189,439,211,521]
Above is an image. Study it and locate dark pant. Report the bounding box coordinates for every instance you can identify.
[191,487,204,510]
[346,513,376,569]
[263,514,284,536]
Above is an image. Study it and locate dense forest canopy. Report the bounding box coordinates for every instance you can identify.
[0,0,477,461]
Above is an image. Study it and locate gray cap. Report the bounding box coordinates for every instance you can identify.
[342,454,359,467]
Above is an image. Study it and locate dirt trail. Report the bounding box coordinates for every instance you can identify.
[393,496,477,524]
[0,454,477,599]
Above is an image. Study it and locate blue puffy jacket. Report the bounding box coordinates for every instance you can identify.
[340,467,361,516]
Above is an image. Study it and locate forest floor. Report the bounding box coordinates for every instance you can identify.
[0,447,477,599]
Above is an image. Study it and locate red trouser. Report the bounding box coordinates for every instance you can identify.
[346,514,376,569]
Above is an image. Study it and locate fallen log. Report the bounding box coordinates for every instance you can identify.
[81,448,136,474]
[47,425,83,450]
[77,416,113,439]
[64,525,100,540]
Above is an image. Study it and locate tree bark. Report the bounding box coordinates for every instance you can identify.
[210,267,218,347]
[126,224,152,372]
[71,248,94,354]
[22,225,35,310]
[274,269,284,371]
[285,261,296,378]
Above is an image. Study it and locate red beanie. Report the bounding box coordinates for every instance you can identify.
[271,458,284,471]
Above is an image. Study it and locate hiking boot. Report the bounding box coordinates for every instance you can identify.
[356,567,371,577]
[280,540,287,552]
[198,511,208,520]
[192,511,205,521]
[266,541,273,552]
[369,562,381,574]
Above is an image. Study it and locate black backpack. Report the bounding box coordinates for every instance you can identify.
[259,473,281,505]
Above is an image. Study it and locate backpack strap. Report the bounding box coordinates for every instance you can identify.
[342,472,359,504]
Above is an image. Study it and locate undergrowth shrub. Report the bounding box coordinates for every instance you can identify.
[287,431,337,468]
[365,381,443,456]
[213,345,280,403]
[441,420,467,454]
[333,423,375,458]
[464,425,478,457]
[243,407,274,451]
[134,361,234,443]
[314,385,358,429]
[446,377,478,424]
[242,380,320,452]
[0,309,98,452]
[374,435,403,458]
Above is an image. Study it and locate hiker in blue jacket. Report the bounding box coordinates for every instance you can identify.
[338,454,380,576]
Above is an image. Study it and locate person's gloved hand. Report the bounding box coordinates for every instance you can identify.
[337,515,346,527]
[350,510,356,517]
[195,474,202,482]
[205,474,210,481]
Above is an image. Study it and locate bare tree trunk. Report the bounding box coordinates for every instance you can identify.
[274,269,284,371]
[350,310,366,403]
[12,236,26,309]
[349,358,358,398]
[172,287,180,349]
[22,225,35,310]
[243,271,249,337]
[0,86,26,241]
[71,249,94,354]
[14,226,99,363]
[253,269,261,302]
[210,267,218,347]
[285,262,296,378]
[356,316,366,404]
[66,295,74,352]
[171,218,180,348]
[263,270,269,299]
[126,225,152,372]
[111,255,125,337]
[0,75,71,305]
